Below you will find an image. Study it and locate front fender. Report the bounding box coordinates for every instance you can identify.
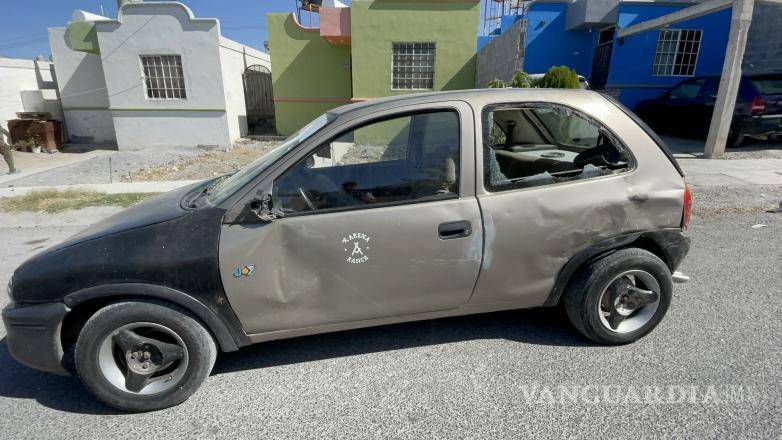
[64,284,248,352]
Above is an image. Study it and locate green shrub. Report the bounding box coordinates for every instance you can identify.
[487,70,536,89]
[486,78,508,88]
[537,66,580,89]
[510,71,534,88]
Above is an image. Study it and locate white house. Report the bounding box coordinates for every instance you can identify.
[47,1,271,149]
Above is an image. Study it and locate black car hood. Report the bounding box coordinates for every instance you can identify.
[53,181,204,251]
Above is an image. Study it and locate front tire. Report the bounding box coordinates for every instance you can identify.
[74,300,217,412]
[564,248,673,345]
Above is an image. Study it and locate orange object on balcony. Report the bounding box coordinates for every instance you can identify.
[320,7,351,46]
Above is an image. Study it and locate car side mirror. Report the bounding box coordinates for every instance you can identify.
[249,191,284,222]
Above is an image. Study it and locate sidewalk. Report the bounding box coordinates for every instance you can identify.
[1,157,780,198]
[1,144,780,198]
[0,147,115,186]
[0,180,201,198]
[679,157,782,187]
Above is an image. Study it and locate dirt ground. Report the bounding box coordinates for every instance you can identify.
[122,139,281,182]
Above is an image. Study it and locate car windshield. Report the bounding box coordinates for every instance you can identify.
[207,113,335,205]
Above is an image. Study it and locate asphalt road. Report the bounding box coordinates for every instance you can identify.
[0,186,779,439]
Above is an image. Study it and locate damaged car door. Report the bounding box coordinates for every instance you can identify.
[219,103,482,334]
[473,100,683,308]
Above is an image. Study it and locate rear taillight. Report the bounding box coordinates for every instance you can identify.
[750,96,766,115]
[682,183,692,229]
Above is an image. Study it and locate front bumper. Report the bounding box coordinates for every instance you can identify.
[2,302,69,375]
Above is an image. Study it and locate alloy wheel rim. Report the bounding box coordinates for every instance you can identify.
[597,270,661,334]
[98,322,189,395]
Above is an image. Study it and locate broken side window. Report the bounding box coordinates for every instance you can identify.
[482,104,632,192]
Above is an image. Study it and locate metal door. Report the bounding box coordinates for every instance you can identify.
[243,64,276,135]
[590,28,615,90]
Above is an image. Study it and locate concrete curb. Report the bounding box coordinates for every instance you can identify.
[678,158,782,187]
[0,180,202,198]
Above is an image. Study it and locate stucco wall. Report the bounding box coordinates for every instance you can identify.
[350,0,480,100]
[744,3,782,74]
[607,4,731,110]
[48,27,116,145]
[475,19,526,88]
[94,2,231,148]
[0,57,63,145]
[267,13,352,135]
[219,37,271,141]
[523,2,594,76]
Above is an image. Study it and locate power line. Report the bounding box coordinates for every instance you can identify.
[0,36,50,52]
[1,32,49,45]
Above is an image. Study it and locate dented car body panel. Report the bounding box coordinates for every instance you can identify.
[469,92,685,308]
[3,89,690,374]
[220,198,483,334]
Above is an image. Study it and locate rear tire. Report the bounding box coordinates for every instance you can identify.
[727,130,745,148]
[564,248,673,345]
[74,300,217,412]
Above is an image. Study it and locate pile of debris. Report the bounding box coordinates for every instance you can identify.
[8,112,63,153]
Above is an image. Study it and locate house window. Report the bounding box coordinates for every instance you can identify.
[140,55,187,99]
[392,43,436,90]
[652,29,702,76]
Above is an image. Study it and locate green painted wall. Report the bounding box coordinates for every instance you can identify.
[350,0,480,99]
[267,1,480,135]
[67,21,100,54]
[267,13,352,135]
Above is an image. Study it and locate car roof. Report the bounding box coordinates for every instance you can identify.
[327,88,603,118]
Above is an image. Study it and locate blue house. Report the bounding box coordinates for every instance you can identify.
[476,0,779,110]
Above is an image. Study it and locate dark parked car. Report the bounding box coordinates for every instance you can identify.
[634,74,782,146]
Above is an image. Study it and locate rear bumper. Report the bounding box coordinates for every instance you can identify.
[2,302,69,375]
[657,229,691,273]
[737,115,782,136]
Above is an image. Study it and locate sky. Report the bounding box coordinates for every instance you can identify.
[0,0,319,59]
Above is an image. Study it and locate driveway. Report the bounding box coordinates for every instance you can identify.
[0,186,779,439]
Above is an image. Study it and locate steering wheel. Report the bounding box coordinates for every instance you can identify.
[573,134,612,168]
[298,187,317,211]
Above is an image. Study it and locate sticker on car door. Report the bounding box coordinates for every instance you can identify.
[342,232,371,264]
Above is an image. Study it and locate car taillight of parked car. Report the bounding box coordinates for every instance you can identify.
[682,183,693,229]
[750,96,766,115]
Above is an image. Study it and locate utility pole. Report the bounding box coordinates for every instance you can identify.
[704,0,756,158]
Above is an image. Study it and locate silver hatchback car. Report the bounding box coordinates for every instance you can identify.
[3,89,691,412]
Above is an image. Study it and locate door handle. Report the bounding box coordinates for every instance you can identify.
[438,220,472,239]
